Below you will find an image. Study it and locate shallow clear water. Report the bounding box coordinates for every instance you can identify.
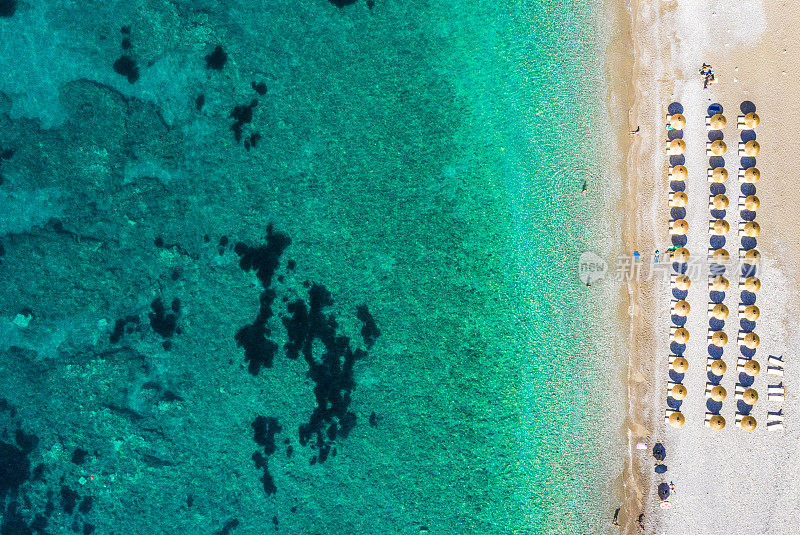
[0,0,623,533]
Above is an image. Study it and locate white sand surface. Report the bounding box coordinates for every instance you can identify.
[625,0,800,533]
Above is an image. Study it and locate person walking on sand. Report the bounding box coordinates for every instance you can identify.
[612,507,620,527]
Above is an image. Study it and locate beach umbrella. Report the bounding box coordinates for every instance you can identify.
[741,221,761,237]
[670,384,688,400]
[658,482,671,500]
[668,412,685,428]
[671,219,689,235]
[743,140,760,156]
[673,300,691,316]
[744,359,761,376]
[672,328,690,344]
[744,112,760,129]
[670,114,687,129]
[710,303,729,320]
[743,305,760,321]
[711,275,729,292]
[712,194,729,210]
[742,332,760,349]
[671,165,688,180]
[709,140,727,155]
[709,114,727,129]
[711,330,728,347]
[673,247,690,263]
[712,248,730,263]
[744,195,760,211]
[675,274,691,290]
[743,250,761,265]
[712,219,730,235]
[655,464,668,474]
[653,443,666,460]
[671,191,688,207]
[740,415,757,432]
[742,167,760,183]
[710,167,728,183]
[668,139,687,155]
[672,356,689,373]
[743,388,759,405]
[710,385,727,402]
[710,359,727,376]
[709,414,726,430]
[743,277,761,292]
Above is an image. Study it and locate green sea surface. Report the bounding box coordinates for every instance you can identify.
[0,0,624,533]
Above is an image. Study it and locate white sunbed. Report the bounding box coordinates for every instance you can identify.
[706,357,722,373]
[668,167,686,181]
[738,115,755,129]
[704,412,720,427]
[667,381,684,399]
[738,195,757,212]
[737,356,751,373]
[768,365,785,377]
[706,142,718,156]
[768,355,784,366]
[734,384,749,401]
[665,408,680,423]
[705,382,721,399]
[767,410,784,432]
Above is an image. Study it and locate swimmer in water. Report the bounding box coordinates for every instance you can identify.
[581,181,587,194]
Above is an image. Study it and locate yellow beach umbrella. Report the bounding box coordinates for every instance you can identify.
[671,165,688,180]
[710,167,728,183]
[712,219,730,235]
[710,385,727,402]
[709,414,726,431]
[743,277,761,292]
[743,305,760,321]
[668,139,687,155]
[742,167,760,183]
[744,195,760,211]
[668,412,686,428]
[711,303,729,320]
[741,221,761,237]
[712,194,729,210]
[670,114,687,129]
[710,359,727,377]
[711,331,728,347]
[670,384,688,400]
[744,112,760,129]
[672,356,689,373]
[740,415,757,432]
[673,300,691,316]
[675,274,691,290]
[743,250,761,265]
[743,140,760,156]
[709,114,727,129]
[673,328,690,344]
[744,360,761,376]
[742,332,760,349]
[671,219,689,235]
[671,191,688,207]
[712,248,730,263]
[673,247,690,263]
[743,388,759,405]
[709,140,727,156]
[711,275,729,292]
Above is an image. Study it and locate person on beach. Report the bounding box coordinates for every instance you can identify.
[653,249,660,263]
[700,63,712,75]
[613,507,620,526]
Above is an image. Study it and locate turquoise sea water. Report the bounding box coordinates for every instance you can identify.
[0,0,623,533]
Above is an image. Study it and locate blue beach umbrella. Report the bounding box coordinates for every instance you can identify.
[652,443,666,461]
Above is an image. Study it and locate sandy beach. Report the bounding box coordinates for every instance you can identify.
[618,0,800,533]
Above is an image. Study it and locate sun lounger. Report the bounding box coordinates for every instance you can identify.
[670,273,686,287]
[705,382,720,398]
[768,365,784,377]
[734,384,747,400]
[669,220,687,235]
[767,411,784,432]
[768,383,785,395]
[664,408,680,423]
[768,355,784,366]
[706,142,717,156]
[768,392,785,403]
[738,196,749,211]
[738,221,754,237]
[737,356,751,373]
[706,358,721,373]
[738,115,756,130]
[668,167,686,181]
[667,381,684,399]
[704,412,718,427]
[735,413,745,427]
